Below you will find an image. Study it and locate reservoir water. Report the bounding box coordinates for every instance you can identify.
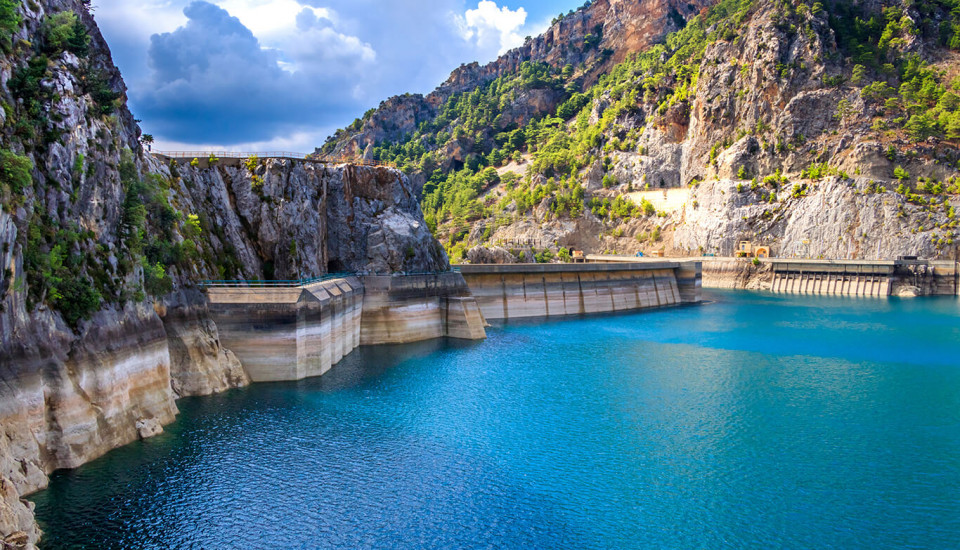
[32,291,960,549]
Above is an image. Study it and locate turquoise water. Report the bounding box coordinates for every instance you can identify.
[31,291,960,549]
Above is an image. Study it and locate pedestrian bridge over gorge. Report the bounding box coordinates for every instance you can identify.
[203,263,703,382]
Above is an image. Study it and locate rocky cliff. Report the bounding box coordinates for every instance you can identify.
[320,0,960,266]
[0,1,450,546]
[319,0,714,161]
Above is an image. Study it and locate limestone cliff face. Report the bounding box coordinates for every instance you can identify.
[374,0,960,264]
[325,164,448,274]
[151,158,449,278]
[675,176,954,259]
[437,0,713,94]
[0,1,452,546]
[0,0,156,545]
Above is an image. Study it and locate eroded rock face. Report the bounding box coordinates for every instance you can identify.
[0,1,452,545]
[466,246,518,264]
[1,304,177,479]
[674,177,944,259]
[159,291,250,398]
[157,158,449,278]
[0,435,40,550]
[325,165,448,274]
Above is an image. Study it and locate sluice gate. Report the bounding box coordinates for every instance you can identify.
[770,261,895,297]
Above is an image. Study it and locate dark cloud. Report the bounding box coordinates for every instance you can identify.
[135,1,360,144]
[95,0,583,148]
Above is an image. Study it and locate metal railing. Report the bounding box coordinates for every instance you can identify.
[153,151,395,168]
[200,273,353,288]
[156,151,308,160]
[200,269,461,288]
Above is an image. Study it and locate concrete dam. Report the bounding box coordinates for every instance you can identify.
[587,255,959,297]
[459,262,702,320]
[205,263,703,382]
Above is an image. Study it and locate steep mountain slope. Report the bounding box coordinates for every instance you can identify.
[319,0,715,162]
[0,1,447,546]
[321,0,960,263]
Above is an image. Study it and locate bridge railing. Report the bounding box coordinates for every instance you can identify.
[200,273,354,288]
[155,151,309,160]
[200,269,461,288]
[153,151,395,168]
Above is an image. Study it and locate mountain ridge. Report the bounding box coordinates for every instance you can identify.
[319,0,715,160]
[318,0,960,265]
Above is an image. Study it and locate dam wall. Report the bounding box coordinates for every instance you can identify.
[359,272,487,345]
[207,274,487,382]
[698,258,959,296]
[769,260,894,297]
[583,255,958,296]
[458,262,702,321]
[206,277,363,382]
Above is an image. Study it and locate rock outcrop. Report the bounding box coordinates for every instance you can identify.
[321,0,960,265]
[319,0,715,160]
[0,1,454,546]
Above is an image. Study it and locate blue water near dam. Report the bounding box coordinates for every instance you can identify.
[31,291,960,549]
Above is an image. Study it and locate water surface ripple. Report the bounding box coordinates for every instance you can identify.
[32,291,960,549]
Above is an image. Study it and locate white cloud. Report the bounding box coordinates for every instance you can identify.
[280,8,376,74]
[456,0,527,55]
[92,0,187,42]
[153,127,335,154]
[217,0,334,40]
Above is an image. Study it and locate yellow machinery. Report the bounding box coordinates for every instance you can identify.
[737,241,772,258]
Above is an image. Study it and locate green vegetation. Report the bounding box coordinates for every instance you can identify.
[326,0,762,250]
[119,158,199,294]
[22,217,103,327]
[800,163,848,180]
[0,0,20,52]
[0,150,33,207]
[43,11,89,55]
[8,10,115,151]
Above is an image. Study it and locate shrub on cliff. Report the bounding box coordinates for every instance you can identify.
[43,11,89,56]
[143,261,172,297]
[0,0,20,52]
[56,277,102,327]
[0,149,33,202]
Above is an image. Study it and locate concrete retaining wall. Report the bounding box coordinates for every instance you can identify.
[359,272,486,345]
[459,262,701,320]
[207,273,487,382]
[207,277,363,382]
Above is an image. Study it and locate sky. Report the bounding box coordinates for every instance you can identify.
[90,0,585,152]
